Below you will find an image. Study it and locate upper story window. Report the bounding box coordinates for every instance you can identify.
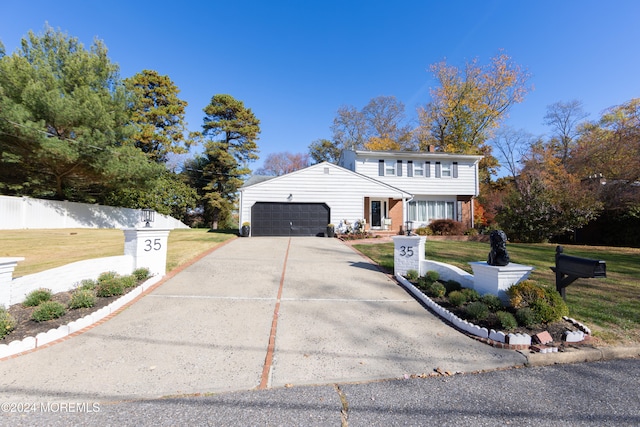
[441,162,452,177]
[385,160,396,176]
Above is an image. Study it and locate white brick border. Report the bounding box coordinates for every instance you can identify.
[0,275,161,360]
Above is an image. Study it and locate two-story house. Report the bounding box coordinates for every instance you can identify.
[238,149,482,236]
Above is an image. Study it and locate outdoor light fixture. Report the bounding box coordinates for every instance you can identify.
[405,220,413,236]
[141,208,155,228]
[287,193,293,201]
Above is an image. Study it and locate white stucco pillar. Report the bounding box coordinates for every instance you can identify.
[0,257,25,306]
[123,228,171,277]
[392,235,426,277]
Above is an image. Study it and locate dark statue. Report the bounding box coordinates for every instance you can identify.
[487,230,510,266]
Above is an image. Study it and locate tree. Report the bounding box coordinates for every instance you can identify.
[308,138,341,164]
[0,25,162,202]
[196,94,260,228]
[497,141,602,242]
[543,100,589,165]
[569,98,640,211]
[490,126,536,181]
[418,51,531,181]
[124,70,192,163]
[330,96,415,155]
[255,152,310,176]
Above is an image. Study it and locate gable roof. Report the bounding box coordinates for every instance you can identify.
[348,149,483,163]
[240,161,412,198]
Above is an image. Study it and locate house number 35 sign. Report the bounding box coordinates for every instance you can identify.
[399,246,414,257]
[143,238,162,252]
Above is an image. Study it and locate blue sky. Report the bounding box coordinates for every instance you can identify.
[2,1,639,174]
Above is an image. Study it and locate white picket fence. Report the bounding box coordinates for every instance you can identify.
[0,195,188,229]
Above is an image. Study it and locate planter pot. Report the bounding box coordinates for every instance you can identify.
[240,225,250,237]
[326,226,335,238]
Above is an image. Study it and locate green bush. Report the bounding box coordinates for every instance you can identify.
[444,280,462,295]
[95,278,126,297]
[406,270,419,281]
[530,289,569,323]
[461,288,479,302]
[496,311,518,330]
[425,281,446,298]
[68,289,96,309]
[516,307,537,327]
[448,290,467,307]
[507,280,546,309]
[23,288,53,307]
[97,271,118,283]
[415,226,432,236]
[0,307,17,339]
[481,294,503,312]
[78,279,97,290]
[132,267,150,281]
[466,301,489,321]
[120,275,137,289]
[425,270,440,282]
[31,301,66,322]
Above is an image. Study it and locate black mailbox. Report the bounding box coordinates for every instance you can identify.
[551,246,606,300]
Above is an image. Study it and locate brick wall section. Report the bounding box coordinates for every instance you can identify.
[389,199,403,234]
[457,196,472,228]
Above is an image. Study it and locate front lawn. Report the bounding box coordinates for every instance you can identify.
[353,240,640,345]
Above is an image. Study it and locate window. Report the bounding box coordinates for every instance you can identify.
[408,200,455,222]
[414,162,423,177]
[441,162,452,177]
[385,160,396,176]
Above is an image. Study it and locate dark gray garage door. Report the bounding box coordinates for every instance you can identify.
[251,202,330,236]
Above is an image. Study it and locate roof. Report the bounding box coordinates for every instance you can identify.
[349,149,483,162]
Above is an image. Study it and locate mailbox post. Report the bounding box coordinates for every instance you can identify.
[551,246,606,300]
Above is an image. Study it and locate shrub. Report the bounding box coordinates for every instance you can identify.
[448,290,467,307]
[68,289,96,309]
[97,271,118,283]
[496,311,518,330]
[95,278,126,297]
[132,267,150,281]
[31,301,66,322]
[444,280,462,295]
[481,294,503,312]
[429,219,467,236]
[23,288,53,307]
[516,307,537,327]
[507,280,546,309]
[466,301,489,321]
[425,270,440,282]
[0,307,17,339]
[120,275,137,289]
[425,281,446,298]
[461,288,480,302]
[415,226,432,236]
[78,279,97,290]
[530,289,569,323]
[406,270,419,281]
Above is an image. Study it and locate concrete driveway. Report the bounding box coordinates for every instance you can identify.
[0,237,526,402]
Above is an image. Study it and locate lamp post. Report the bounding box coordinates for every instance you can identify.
[405,220,413,236]
[141,208,155,228]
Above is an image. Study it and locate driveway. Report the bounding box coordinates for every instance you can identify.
[0,237,526,402]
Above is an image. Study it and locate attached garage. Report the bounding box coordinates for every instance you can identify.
[251,202,330,236]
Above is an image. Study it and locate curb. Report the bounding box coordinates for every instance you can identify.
[523,345,640,367]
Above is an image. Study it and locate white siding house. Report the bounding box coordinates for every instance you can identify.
[239,150,482,236]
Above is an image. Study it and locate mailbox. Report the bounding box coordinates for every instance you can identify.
[551,246,606,300]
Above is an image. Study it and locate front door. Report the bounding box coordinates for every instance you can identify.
[371,200,382,228]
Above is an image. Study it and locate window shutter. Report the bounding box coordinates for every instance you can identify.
[407,161,413,177]
[435,162,441,178]
[425,161,431,178]
[453,162,458,178]
[378,160,384,176]
[397,160,402,176]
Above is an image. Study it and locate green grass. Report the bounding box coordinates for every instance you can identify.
[354,240,640,345]
[1,228,236,277]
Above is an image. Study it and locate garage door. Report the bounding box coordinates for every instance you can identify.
[251,202,330,236]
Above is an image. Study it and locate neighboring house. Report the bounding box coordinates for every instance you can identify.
[238,149,482,237]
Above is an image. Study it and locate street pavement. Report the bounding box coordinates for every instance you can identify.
[1,236,638,425]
